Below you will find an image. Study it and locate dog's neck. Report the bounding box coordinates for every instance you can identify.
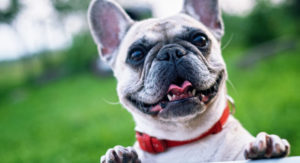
[133,87,228,141]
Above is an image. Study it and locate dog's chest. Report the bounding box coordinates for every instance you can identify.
[135,117,254,163]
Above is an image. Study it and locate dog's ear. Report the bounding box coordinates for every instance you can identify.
[183,0,224,40]
[88,0,133,66]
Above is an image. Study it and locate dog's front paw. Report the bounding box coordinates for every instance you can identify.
[100,146,141,163]
[244,132,290,160]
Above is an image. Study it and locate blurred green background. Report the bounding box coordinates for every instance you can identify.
[0,0,299,162]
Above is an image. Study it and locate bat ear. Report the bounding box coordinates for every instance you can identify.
[183,0,224,41]
[88,0,133,66]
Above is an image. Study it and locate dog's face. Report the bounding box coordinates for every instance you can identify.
[88,0,227,123]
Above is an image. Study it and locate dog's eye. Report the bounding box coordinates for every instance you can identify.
[192,33,208,48]
[127,47,147,66]
[130,49,145,61]
[126,43,150,67]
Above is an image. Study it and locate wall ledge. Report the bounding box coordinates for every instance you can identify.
[216,157,300,163]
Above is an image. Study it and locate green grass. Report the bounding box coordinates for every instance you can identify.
[0,74,135,162]
[0,47,299,162]
[224,46,300,156]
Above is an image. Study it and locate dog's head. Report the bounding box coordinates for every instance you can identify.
[88,0,227,123]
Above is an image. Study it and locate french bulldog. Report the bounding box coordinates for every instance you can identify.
[88,0,290,162]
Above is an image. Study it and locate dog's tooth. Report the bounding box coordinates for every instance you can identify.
[172,95,176,100]
[167,94,172,101]
[192,89,196,96]
[200,94,205,101]
[202,94,209,103]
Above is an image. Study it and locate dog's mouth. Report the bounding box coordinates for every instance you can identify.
[127,73,223,116]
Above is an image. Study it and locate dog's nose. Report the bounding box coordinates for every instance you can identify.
[156,44,186,61]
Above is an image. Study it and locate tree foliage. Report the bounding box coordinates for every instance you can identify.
[0,0,21,23]
[51,0,90,14]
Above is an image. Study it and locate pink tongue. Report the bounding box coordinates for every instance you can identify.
[149,81,193,113]
[150,104,163,113]
[167,80,192,95]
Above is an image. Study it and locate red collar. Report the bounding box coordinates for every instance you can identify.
[136,103,230,154]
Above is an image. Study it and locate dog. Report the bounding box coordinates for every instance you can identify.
[88,0,290,162]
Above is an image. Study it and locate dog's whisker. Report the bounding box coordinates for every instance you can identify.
[227,79,239,96]
[222,34,234,50]
[102,98,121,105]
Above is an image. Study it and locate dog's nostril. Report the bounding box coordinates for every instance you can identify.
[157,45,186,61]
[158,52,170,61]
[175,49,185,58]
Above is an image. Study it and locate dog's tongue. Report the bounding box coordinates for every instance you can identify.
[168,80,192,95]
[150,104,163,113]
[149,81,193,114]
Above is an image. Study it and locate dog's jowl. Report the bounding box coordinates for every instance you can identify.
[88,0,290,162]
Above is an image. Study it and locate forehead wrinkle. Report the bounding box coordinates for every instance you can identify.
[129,17,194,46]
[148,21,179,43]
[152,21,175,32]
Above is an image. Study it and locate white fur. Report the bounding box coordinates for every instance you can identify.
[88,1,290,162]
[112,14,255,162]
[134,116,254,162]
[130,86,256,162]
